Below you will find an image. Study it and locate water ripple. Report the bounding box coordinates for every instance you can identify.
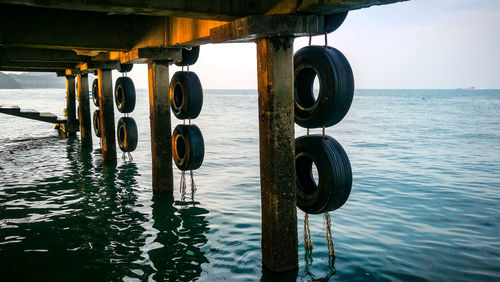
[0,89,499,280]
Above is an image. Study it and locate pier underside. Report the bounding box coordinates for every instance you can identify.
[0,0,405,70]
[0,0,406,273]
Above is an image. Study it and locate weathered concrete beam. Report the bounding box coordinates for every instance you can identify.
[211,15,321,43]
[76,61,119,72]
[0,66,65,72]
[256,36,298,272]
[65,75,78,137]
[55,69,91,77]
[119,48,182,64]
[0,0,407,20]
[0,47,89,63]
[97,69,117,164]
[164,17,226,47]
[0,61,77,70]
[77,73,92,147]
[0,47,180,72]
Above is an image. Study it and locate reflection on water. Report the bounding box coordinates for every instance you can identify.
[261,265,298,281]
[2,89,500,280]
[150,195,209,281]
[0,137,209,281]
[302,248,336,281]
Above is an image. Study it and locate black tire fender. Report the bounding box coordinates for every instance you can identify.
[114,77,136,113]
[116,63,133,73]
[169,71,203,119]
[175,46,200,66]
[93,110,101,137]
[117,117,138,152]
[294,45,354,128]
[295,134,352,214]
[92,79,99,107]
[172,124,205,171]
[324,12,348,34]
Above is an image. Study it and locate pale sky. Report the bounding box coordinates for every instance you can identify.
[121,0,500,89]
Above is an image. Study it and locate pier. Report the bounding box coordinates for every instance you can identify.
[0,0,405,272]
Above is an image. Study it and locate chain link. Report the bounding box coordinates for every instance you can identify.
[323,212,335,257]
[180,171,187,201]
[304,213,314,250]
[190,170,197,193]
[121,151,133,163]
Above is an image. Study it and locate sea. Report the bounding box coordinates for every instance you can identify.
[0,88,499,281]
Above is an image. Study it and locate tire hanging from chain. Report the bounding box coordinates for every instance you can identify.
[296,17,353,261]
[171,46,204,197]
[114,68,137,162]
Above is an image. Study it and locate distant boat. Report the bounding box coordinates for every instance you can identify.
[456,87,482,90]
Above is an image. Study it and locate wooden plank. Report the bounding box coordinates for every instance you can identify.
[97,69,116,164]
[256,36,298,272]
[19,109,38,117]
[0,106,20,114]
[39,112,56,117]
[211,15,321,43]
[38,112,58,123]
[0,107,64,123]
[77,74,92,147]
[148,62,173,193]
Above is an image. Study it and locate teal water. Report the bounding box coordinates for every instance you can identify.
[0,88,499,281]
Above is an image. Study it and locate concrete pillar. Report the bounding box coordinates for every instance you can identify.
[256,36,298,272]
[97,69,117,164]
[65,75,78,137]
[147,61,173,193]
[77,73,92,148]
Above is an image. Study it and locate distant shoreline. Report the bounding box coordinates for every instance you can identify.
[0,72,66,89]
[1,71,499,91]
[1,88,500,91]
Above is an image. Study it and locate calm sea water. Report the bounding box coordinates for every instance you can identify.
[0,88,499,281]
